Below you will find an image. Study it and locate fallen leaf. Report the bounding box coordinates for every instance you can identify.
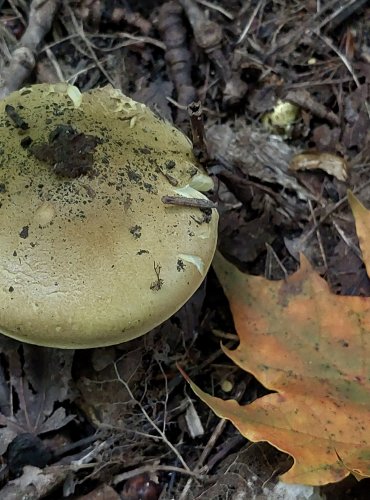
[184,193,370,485]
[206,122,311,200]
[0,340,75,455]
[0,465,70,499]
[289,152,349,182]
[349,191,370,277]
[76,347,144,428]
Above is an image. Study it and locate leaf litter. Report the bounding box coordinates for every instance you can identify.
[0,339,75,455]
[185,192,370,485]
[1,0,370,497]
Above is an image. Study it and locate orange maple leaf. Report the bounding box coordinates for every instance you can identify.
[185,192,370,485]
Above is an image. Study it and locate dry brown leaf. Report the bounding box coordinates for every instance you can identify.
[183,192,370,486]
[0,340,74,454]
[289,152,349,181]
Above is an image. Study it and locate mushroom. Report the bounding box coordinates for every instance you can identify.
[0,84,218,348]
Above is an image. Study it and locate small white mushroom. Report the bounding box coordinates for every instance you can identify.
[0,84,218,348]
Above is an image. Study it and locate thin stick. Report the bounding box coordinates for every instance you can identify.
[179,418,226,500]
[236,0,265,45]
[316,32,370,119]
[195,0,234,20]
[113,361,191,473]
[265,243,288,279]
[188,101,208,163]
[299,178,370,246]
[332,221,362,260]
[162,196,217,209]
[66,4,116,87]
[309,199,328,272]
[0,0,61,99]
[113,463,202,485]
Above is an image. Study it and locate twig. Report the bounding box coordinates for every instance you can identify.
[162,196,217,209]
[265,243,288,279]
[44,46,65,81]
[113,463,202,485]
[65,4,115,86]
[285,89,340,126]
[332,221,362,260]
[308,199,328,272]
[236,0,265,45]
[179,379,248,500]
[188,101,208,164]
[0,0,61,99]
[211,329,238,341]
[317,33,361,88]
[179,418,227,500]
[300,179,370,246]
[67,57,110,84]
[195,0,234,20]
[266,0,366,58]
[316,33,370,119]
[84,32,166,51]
[113,361,191,473]
[313,0,368,32]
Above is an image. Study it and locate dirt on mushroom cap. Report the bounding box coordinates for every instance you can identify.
[0,83,218,348]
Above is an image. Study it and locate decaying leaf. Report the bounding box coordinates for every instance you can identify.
[0,340,75,454]
[0,464,70,500]
[206,122,312,201]
[349,191,370,277]
[289,152,349,182]
[184,193,370,486]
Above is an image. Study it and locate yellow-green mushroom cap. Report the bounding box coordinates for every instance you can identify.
[0,84,218,348]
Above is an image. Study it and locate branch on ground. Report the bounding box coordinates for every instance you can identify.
[0,0,61,100]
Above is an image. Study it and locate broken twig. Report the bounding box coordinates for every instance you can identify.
[162,196,217,209]
[0,0,61,99]
[188,101,208,164]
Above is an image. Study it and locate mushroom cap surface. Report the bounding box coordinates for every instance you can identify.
[0,84,218,348]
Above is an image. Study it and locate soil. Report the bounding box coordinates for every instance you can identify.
[0,1,369,499]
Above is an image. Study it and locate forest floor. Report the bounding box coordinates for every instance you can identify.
[0,1,369,499]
